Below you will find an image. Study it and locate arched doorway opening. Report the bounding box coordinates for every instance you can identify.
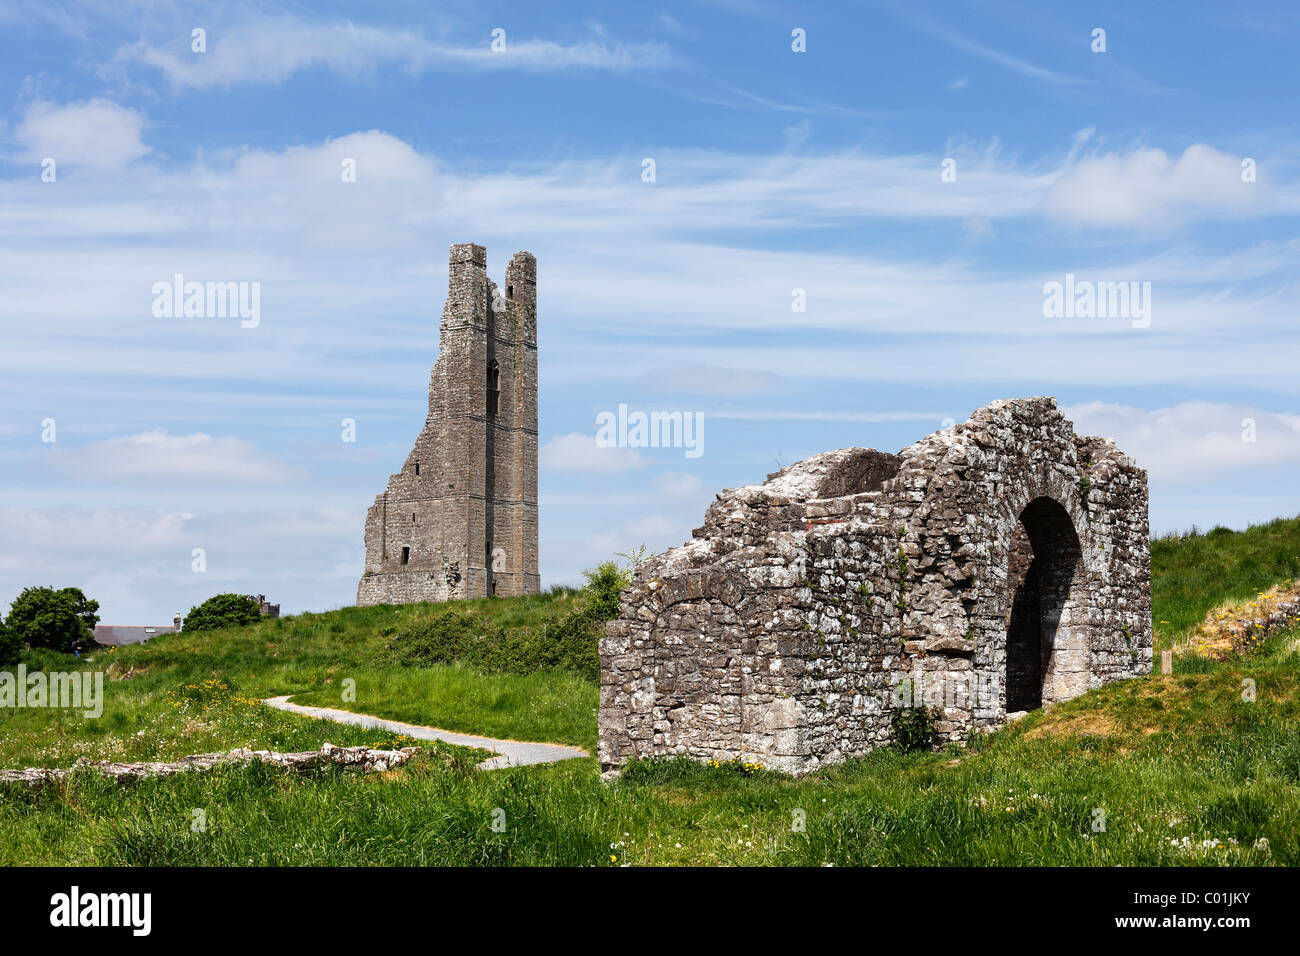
[1005,496,1083,712]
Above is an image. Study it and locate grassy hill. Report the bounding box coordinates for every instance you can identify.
[3,517,1300,866]
[0,587,595,773]
[1152,514,1300,651]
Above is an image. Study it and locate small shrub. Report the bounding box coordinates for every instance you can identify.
[182,594,262,633]
[891,705,934,753]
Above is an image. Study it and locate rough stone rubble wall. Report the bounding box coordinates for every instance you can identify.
[599,397,1151,776]
[357,244,539,606]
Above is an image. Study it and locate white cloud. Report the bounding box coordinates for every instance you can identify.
[14,99,149,169]
[653,470,703,497]
[1066,401,1300,484]
[233,129,435,184]
[120,19,672,89]
[67,430,291,484]
[1044,144,1271,227]
[539,433,647,473]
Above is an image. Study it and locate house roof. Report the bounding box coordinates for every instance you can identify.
[92,625,177,647]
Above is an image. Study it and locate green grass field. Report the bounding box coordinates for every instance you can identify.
[2,517,1299,866]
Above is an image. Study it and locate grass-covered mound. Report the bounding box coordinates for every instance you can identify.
[0,582,601,773]
[1152,514,1300,650]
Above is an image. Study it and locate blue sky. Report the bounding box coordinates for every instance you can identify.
[1,0,1298,622]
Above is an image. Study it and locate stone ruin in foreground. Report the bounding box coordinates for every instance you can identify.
[599,397,1152,776]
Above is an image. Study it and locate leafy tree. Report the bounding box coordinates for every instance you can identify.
[5,586,99,654]
[0,619,21,666]
[182,593,262,632]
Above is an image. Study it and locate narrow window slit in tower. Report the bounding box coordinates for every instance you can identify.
[400,546,410,565]
[487,359,500,416]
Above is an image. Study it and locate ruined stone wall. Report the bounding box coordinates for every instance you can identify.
[357,244,539,606]
[599,397,1151,776]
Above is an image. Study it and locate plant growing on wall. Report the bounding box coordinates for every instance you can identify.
[890,701,933,753]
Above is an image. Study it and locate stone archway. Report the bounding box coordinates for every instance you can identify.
[1004,496,1086,713]
[600,397,1151,776]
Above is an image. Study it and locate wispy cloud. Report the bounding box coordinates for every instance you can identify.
[880,4,1090,85]
[119,18,673,89]
[678,81,890,118]
[2,127,1298,412]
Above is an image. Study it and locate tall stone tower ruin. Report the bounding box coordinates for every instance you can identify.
[357,243,539,605]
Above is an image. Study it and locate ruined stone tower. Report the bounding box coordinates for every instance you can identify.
[357,243,539,605]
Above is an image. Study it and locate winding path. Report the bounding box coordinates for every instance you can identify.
[261,696,588,770]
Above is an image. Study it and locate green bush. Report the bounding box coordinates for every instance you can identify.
[380,608,488,669]
[381,558,634,680]
[890,705,934,753]
[5,586,99,654]
[182,593,262,633]
[0,619,21,666]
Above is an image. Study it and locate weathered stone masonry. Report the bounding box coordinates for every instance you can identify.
[357,244,539,605]
[599,397,1151,775]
